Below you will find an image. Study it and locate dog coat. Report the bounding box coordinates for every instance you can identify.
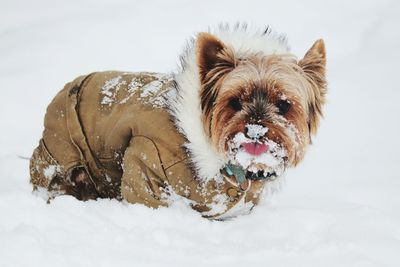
[30,71,266,219]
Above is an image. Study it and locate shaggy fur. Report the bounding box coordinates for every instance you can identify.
[170,24,326,183]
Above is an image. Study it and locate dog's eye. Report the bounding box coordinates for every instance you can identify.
[276,100,291,115]
[229,98,242,111]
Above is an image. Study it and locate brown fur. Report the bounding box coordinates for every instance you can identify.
[299,39,327,136]
[47,167,98,201]
[196,33,326,169]
[196,33,237,135]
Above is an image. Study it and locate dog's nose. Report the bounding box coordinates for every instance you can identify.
[244,124,268,139]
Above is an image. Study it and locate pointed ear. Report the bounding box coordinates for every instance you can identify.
[299,39,326,88]
[196,33,236,114]
[299,39,327,138]
[196,32,235,82]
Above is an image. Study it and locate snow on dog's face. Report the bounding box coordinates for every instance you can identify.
[228,125,287,178]
[196,32,327,179]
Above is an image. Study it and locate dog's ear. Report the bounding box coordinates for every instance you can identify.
[196,32,235,115]
[299,39,327,138]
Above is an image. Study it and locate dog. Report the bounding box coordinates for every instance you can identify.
[30,24,326,219]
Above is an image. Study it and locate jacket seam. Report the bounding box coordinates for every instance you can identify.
[131,135,171,183]
[164,158,188,171]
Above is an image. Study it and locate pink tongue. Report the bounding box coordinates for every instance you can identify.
[242,142,268,156]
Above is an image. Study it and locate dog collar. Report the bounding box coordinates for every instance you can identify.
[224,164,246,184]
[224,163,276,183]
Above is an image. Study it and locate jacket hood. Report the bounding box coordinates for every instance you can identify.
[169,24,290,183]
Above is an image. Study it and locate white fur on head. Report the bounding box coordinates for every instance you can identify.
[169,24,290,183]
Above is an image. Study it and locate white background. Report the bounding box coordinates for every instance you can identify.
[1,0,399,266]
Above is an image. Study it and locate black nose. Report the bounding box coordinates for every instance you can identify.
[244,128,252,139]
[244,124,266,140]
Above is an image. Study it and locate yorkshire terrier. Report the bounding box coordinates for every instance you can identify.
[30,24,326,219]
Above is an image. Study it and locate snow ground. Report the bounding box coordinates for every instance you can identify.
[1,0,400,266]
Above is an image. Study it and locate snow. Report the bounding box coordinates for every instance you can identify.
[1,0,400,266]
[101,72,173,107]
[119,77,144,104]
[215,196,254,220]
[100,76,127,105]
[230,131,287,175]
[139,74,174,108]
[203,194,230,217]
[43,165,58,179]
[245,123,268,139]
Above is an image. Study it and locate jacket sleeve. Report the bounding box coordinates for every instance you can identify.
[120,136,170,208]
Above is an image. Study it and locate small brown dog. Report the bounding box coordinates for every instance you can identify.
[30,25,326,219]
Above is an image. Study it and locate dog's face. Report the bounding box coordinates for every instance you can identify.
[196,33,327,179]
